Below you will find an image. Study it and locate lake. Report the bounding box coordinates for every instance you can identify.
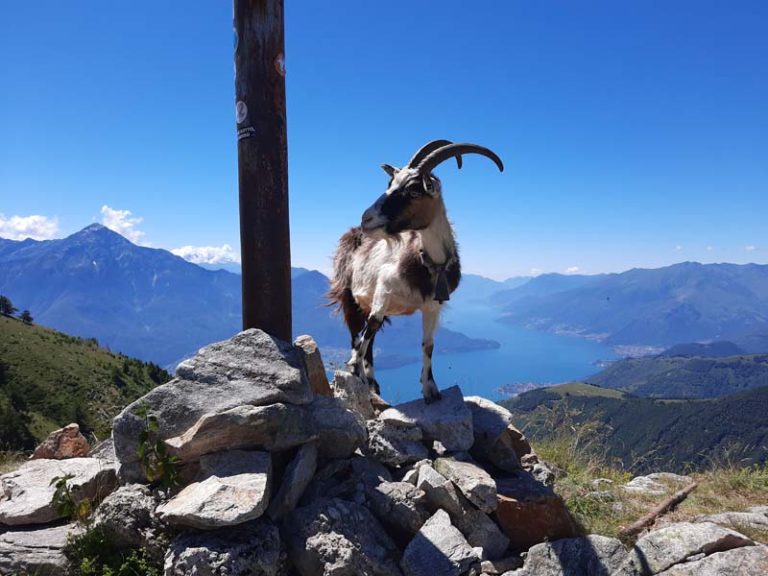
[374,301,619,403]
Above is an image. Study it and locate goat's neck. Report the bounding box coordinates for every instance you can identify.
[417,206,455,265]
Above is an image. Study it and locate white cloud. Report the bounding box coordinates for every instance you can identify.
[674,245,684,252]
[100,205,146,245]
[0,213,59,240]
[744,245,757,252]
[565,266,580,275]
[171,244,241,265]
[706,245,714,252]
[529,267,543,277]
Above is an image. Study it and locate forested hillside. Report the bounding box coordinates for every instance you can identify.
[502,382,768,473]
[586,353,768,398]
[0,314,170,450]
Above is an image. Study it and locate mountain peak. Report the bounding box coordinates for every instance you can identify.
[67,223,132,245]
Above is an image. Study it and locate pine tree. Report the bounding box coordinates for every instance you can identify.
[0,295,18,317]
[20,310,33,324]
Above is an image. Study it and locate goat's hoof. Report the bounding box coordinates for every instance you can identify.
[423,389,442,404]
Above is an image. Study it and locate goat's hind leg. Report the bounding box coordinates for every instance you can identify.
[355,316,383,394]
[420,304,442,403]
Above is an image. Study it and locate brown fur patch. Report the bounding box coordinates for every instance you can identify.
[393,195,440,232]
[399,234,433,300]
[328,227,366,346]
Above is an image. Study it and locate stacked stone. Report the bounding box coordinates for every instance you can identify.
[2,329,767,576]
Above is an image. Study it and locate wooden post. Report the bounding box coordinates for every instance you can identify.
[233,0,292,341]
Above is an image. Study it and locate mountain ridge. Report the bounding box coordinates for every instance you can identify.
[0,226,499,368]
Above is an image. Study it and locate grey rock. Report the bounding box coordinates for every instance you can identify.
[166,396,365,464]
[164,519,282,576]
[283,497,403,576]
[401,509,480,576]
[434,457,497,513]
[457,506,510,561]
[363,420,429,467]
[622,472,693,496]
[417,464,464,517]
[696,510,768,531]
[613,522,754,576]
[655,544,768,575]
[380,386,474,452]
[0,523,82,576]
[0,458,117,526]
[401,459,431,485]
[166,403,317,463]
[464,397,521,472]
[268,442,318,520]
[92,484,162,552]
[157,450,272,529]
[480,556,523,575]
[331,370,374,419]
[90,437,117,464]
[309,395,368,459]
[350,456,393,487]
[113,329,313,482]
[417,464,508,560]
[295,334,333,397]
[367,481,431,535]
[529,461,556,487]
[507,535,626,576]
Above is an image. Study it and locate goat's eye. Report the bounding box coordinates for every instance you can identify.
[405,183,423,197]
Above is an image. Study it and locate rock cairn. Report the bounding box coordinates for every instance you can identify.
[1,329,767,576]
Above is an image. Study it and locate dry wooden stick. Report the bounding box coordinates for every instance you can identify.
[619,482,699,540]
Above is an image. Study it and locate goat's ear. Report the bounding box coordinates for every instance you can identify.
[381,164,399,178]
[422,174,438,196]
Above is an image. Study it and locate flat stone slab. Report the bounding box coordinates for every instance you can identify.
[157,450,272,530]
[0,458,117,526]
[112,329,313,482]
[379,386,473,452]
[696,510,768,531]
[166,396,365,464]
[0,523,82,576]
[613,522,754,576]
[401,509,479,576]
[165,403,317,462]
[622,472,692,496]
[434,457,497,513]
[656,544,768,575]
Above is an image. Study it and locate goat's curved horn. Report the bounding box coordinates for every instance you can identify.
[417,143,504,174]
[407,140,463,170]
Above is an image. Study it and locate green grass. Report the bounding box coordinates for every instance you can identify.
[541,382,627,399]
[534,422,768,544]
[0,315,171,451]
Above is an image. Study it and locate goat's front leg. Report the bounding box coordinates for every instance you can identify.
[348,283,389,394]
[420,303,442,403]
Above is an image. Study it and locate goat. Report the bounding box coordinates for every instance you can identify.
[328,140,503,403]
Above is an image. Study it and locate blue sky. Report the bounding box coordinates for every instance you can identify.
[1,1,766,279]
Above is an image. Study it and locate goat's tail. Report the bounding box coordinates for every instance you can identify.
[327,227,363,314]
[327,227,367,344]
